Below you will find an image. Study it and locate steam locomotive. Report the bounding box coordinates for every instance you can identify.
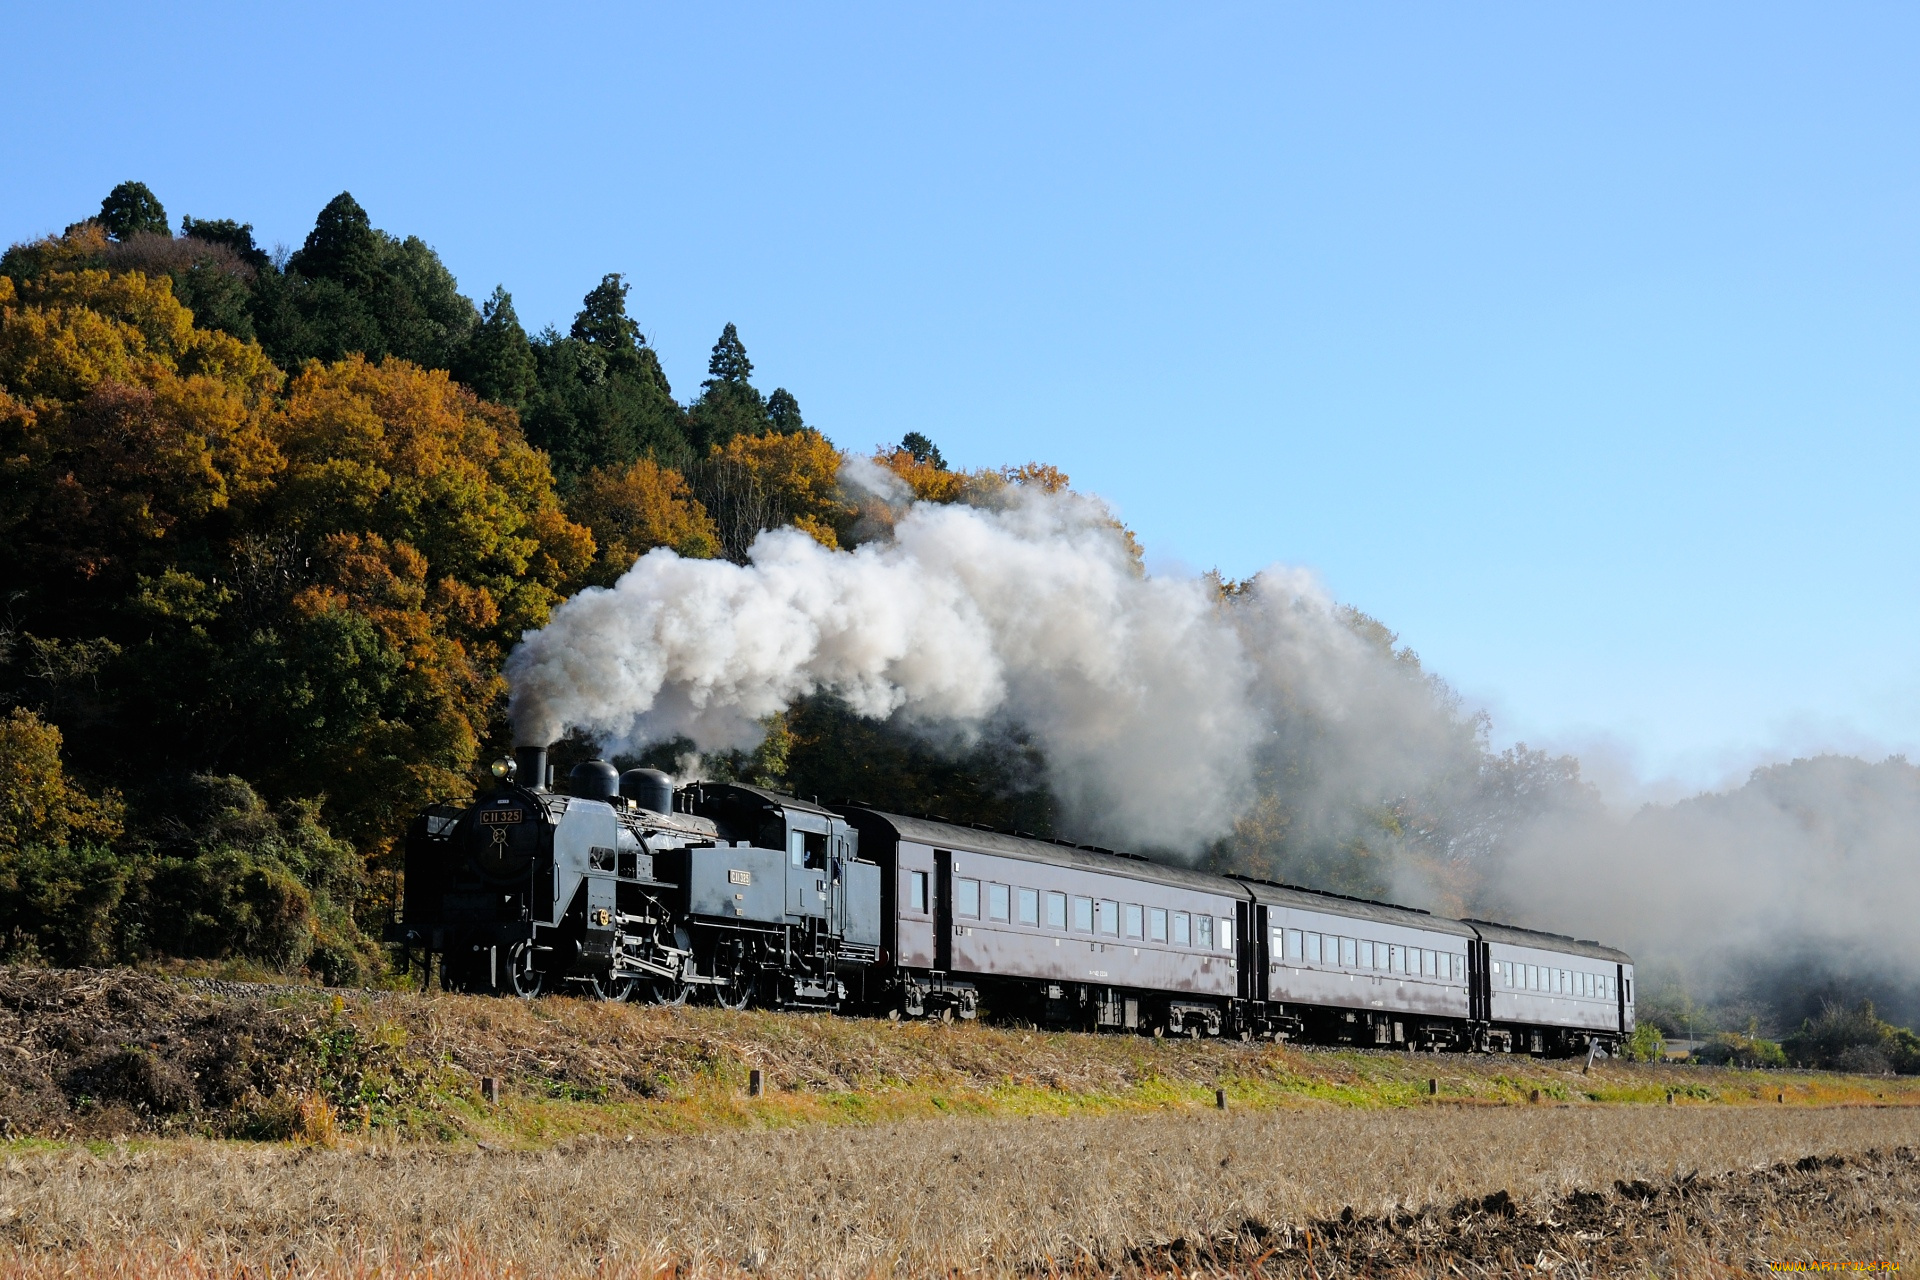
[389,743,1635,1055]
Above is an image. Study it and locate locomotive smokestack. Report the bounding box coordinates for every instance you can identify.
[515,744,548,792]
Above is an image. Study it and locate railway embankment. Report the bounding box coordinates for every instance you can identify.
[2,966,1914,1147]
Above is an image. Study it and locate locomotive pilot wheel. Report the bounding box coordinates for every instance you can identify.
[506,943,545,998]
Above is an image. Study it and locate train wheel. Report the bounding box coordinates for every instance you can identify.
[647,977,689,1006]
[715,978,752,1011]
[589,974,639,1003]
[506,944,545,998]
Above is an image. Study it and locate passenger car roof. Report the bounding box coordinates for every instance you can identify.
[1234,876,1477,938]
[1462,919,1634,964]
[838,809,1245,899]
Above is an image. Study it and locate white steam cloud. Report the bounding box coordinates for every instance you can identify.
[506,485,1444,853]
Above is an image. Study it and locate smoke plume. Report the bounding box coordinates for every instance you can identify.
[506,484,1466,854]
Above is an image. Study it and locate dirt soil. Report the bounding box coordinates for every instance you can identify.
[1126,1147,1919,1277]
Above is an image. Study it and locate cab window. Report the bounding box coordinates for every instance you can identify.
[908,870,928,912]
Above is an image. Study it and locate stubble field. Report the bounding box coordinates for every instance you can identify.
[2,968,1917,1277]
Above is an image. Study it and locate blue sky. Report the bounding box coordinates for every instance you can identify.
[8,2,1918,790]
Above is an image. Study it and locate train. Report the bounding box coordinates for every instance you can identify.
[388,743,1635,1056]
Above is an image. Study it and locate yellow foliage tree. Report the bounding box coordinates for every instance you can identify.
[0,708,123,854]
[568,457,721,585]
[694,426,852,560]
[269,354,593,660]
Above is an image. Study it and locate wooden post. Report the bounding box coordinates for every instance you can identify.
[1215,1088,1227,1111]
[481,1077,500,1106]
[1428,1078,1437,1096]
[750,1069,764,1098]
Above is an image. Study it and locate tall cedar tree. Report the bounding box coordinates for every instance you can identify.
[687,322,772,451]
[520,274,690,487]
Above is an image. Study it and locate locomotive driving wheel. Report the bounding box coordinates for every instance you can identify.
[646,975,689,1006]
[588,973,639,1002]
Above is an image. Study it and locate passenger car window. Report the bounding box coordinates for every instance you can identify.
[1305,932,1321,964]
[1220,918,1234,950]
[1340,937,1356,967]
[1149,907,1168,942]
[958,878,980,918]
[909,870,927,912]
[988,883,1010,921]
[1422,949,1436,977]
[1099,900,1119,935]
[1287,929,1302,960]
[1124,904,1144,938]
[1174,911,1191,945]
[1047,891,1067,929]
[1017,887,1038,926]
[1198,915,1213,949]
[1359,941,1373,968]
[1073,896,1093,931]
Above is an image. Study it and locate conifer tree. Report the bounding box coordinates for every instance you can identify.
[97,181,169,241]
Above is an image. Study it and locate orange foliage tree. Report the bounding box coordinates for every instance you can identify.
[568,457,721,585]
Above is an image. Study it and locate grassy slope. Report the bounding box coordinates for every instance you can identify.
[2,967,1916,1150]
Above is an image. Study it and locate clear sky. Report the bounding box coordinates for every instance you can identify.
[8,2,1918,790]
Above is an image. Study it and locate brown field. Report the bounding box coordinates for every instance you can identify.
[3,1108,1917,1277]
[4,968,1918,1276]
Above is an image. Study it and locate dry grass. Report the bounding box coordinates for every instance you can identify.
[2,1107,1916,1277]
[5,967,1916,1145]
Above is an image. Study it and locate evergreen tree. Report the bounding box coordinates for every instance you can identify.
[254,191,477,372]
[767,387,804,434]
[97,181,169,241]
[287,191,382,287]
[901,431,945,469]
[520,277,689,487]
[707,322,753,384]
[687,322,770,451]
[452,286,537,407]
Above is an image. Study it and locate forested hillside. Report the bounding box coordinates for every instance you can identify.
[2,184,1914,1072]
[0,182,1210,982]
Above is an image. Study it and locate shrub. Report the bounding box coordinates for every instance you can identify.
[1624,1023,1666,1063]
[1692,1031,1787,1069]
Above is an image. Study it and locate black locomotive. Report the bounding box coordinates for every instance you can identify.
[390,745,1635,1056]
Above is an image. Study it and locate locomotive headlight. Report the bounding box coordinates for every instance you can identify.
[490,757,515,779]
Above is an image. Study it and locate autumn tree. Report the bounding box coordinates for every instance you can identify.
[692,427,851,560]
[568,458,720,585]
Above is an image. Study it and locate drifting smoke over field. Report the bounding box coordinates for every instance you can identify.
[1478,754,1920,1029]
[507,483,1470,856]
